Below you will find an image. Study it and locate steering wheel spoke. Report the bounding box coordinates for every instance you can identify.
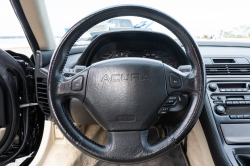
[164,64,200,95]
[104,130,149,162]
[56,69,88,101]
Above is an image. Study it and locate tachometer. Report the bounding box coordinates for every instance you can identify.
[111,51,131,58]
[165,57,175,67]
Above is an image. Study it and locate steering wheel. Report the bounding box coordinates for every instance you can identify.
[48,5,205,164]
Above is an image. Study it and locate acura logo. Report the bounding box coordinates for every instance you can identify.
[101,73,150,82]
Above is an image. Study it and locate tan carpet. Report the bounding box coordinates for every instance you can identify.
[187,130,207,166]
[42,125,107,166]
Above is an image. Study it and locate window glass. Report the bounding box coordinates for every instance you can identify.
[44,0,250,44]
[109,20,119,27]
[119,19,132,27]
[0,1,32,56]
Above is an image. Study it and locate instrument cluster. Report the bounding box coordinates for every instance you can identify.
[96,50,178,68]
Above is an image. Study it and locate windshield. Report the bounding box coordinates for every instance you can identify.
[44,0,250,44]
[1,1,250,55]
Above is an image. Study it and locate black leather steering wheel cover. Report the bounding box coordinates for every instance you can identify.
[48,5,205,163]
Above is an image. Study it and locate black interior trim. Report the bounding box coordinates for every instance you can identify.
[41,45,88,68]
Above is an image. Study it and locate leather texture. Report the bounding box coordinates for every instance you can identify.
[47,5,205,164]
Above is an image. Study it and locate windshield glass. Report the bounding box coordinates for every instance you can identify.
[44,0,250,45]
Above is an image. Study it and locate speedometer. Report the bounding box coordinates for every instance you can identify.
[111,51,131,58]
[142,51,162,61]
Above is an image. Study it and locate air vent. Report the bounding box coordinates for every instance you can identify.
[206,65,250,75]
[37,78,50,114]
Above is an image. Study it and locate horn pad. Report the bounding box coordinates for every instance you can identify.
[83,58,167,131]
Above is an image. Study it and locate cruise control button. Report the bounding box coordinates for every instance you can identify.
[165,95,178,106]
[72,76,83,91]
[166,99,174,104]
[158,107,169,115]
[169,73,181,88]
[169,96,178,100]
[166,99,177,105]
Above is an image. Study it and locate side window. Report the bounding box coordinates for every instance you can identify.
[109,20,119,27]
[119,20,132,27]
[0,1,32,56]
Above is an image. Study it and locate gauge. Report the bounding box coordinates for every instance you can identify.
[142,51,162,61]
[111,51,131,58]
[97,58,106,62]
[165,57,175,67]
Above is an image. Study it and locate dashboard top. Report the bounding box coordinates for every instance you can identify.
[39,39,250,75]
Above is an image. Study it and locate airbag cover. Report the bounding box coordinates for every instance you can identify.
[83,58,167,131]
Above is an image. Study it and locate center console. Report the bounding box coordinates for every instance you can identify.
[206,79,250,165]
